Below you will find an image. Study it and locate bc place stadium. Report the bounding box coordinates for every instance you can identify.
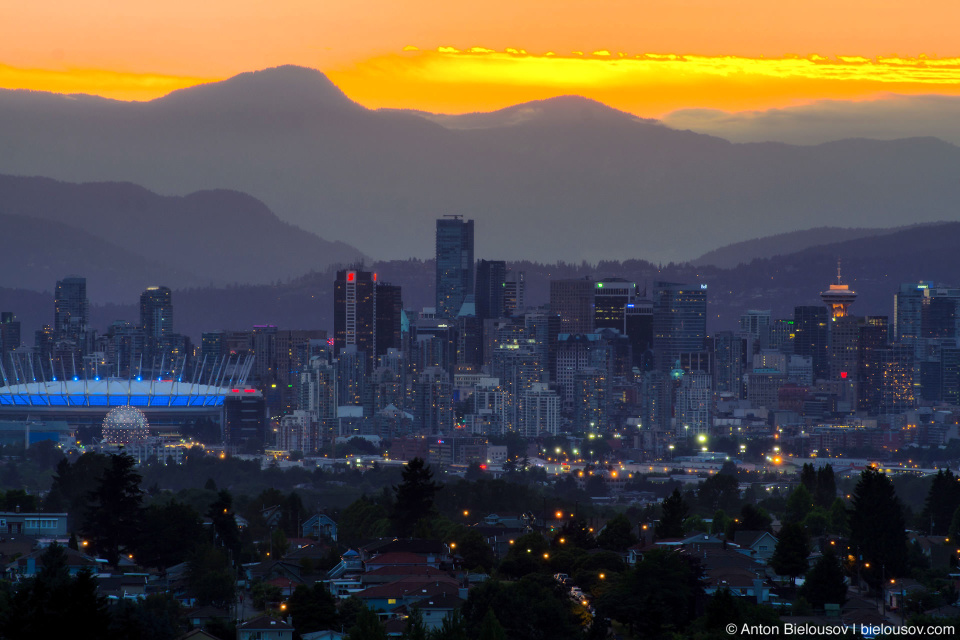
[0,354,264,442]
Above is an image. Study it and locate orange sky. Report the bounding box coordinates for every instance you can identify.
[3,1,960,114]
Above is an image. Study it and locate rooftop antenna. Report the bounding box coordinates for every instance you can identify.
[836,258,843,285]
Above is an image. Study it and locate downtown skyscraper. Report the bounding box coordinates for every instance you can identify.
[435,216,474,319]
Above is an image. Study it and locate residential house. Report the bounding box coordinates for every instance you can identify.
[365,552,440,572]
[412,593,464,630]
[175,630,224,640]
[733,530,779,564]
[261,506,283,530]
[353,576,459,614]
[238,616,294,640]
[6,546,99,578]
[303,514,338,541]
[97,573,148,600]
[0,512,68,537]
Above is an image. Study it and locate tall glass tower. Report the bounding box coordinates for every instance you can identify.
[435,217,474,318]
[652,281,707,372]
[54,276,89,340]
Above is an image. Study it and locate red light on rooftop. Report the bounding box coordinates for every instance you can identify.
[373,272,377,282]
[244,389,256,393]
[347,271,355,282]
[231,389,240,393]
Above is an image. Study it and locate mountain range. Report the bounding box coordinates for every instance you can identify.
[2,65,960,264]
[0,174,363,301]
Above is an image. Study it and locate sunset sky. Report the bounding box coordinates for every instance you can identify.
[4,1,960,118]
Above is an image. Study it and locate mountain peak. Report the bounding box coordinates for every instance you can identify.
[155,65,359,111]
[395,94,655,130]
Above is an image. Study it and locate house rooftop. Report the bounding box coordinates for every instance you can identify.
[239,615,294,630]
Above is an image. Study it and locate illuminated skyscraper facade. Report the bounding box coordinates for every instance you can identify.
[652,281,707,372]
[435,217,474,318]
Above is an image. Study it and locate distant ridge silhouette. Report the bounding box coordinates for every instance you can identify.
[0,65,959,264]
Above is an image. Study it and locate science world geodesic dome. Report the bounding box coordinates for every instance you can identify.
[101,405,150,445]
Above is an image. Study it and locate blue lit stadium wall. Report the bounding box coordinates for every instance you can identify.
[0,379,263,431]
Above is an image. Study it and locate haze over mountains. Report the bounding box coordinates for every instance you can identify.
[0,174,363,301]
[5,221,960,342]
[2,65,960,264]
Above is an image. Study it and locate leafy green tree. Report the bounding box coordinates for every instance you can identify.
[950,504,960,544]
[270,528,290,558]
[340,496,390,547]
[4,543,111,639]
[849,468,908,583]
[922,469,960,535]
[2,489,39,512]
[336,596,366,630]
[251,581,283,609]
[584,475,608,497]
[83,453,144,567]
[204,618,237,640]
[553,516,597,550]
[401,605,428,640]
[829,498,849,536]
[392,458,440,537]
[571,550,626,592]
[288,584,338,639]
[800,463,817,493]
[737,504,772,532]
[595,549,704,638]
[476,608,506,640]
[798,547,847,609]
[815,465,837,508]
[187,543,236,609]
[135,500,205,570]
[802,507,830,537]
[109,593,186,640]
[460,576,584,640]
[500,532,550,578]
[687,587,781,637]
[455,528,496,572]
[784,485,814,525]
[718,460,739,477]
[280,491,306,537]
[656,488,688,539]
[207,490,240,560]
[597,513,637,552]
[45,452,110,530]
[770,523,810,585]
[697,473,741,513]
[347,605,387,640]
[683,515,707,534]
[428,610,468,640]
[711,510,731,536]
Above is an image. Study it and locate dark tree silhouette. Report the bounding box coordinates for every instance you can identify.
[849,467,908,584]
[4,543,110,639]
[770,523,810,585]
[799,547,848,609]
[597,513,638,552]
[391,458,440,537]
[815,464,837,508]
[656,488,688,539]
[83,453,143,567]
[922,469,960,535]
